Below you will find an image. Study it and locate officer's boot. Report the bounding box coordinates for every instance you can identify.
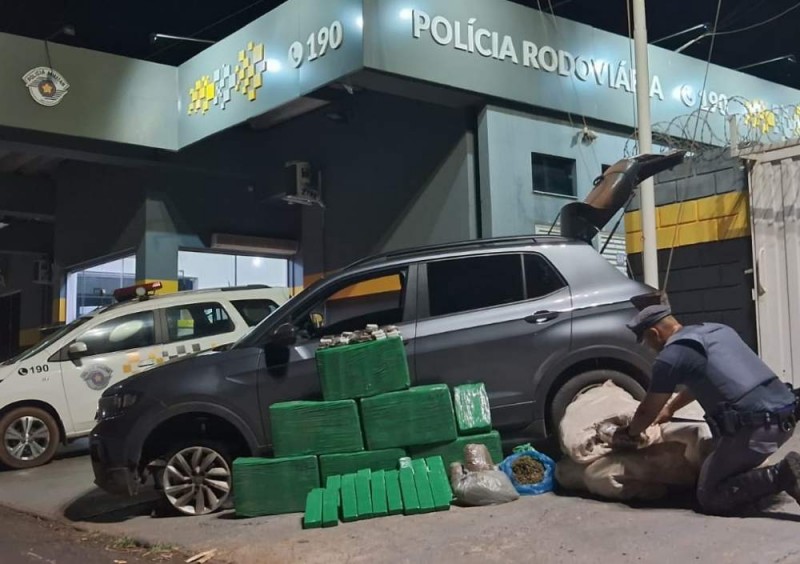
[703,456,797,514]
[775,451,800,504]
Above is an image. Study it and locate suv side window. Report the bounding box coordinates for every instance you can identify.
[78,311,156,356]
[292,270,408,338]
[164,302,235,342]
[427,254,525,316]
[524,253,566,299]
[232,299,280,327]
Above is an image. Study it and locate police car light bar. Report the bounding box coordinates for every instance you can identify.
[113,281,163,302]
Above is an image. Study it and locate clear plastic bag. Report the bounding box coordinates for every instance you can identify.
[449,462,520,506]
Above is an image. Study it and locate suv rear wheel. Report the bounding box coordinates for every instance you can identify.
[160,440,232,516]
[550,369,645,432]
[0,407,60,470]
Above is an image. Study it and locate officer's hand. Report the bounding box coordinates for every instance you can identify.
[610,426,640,450]
[653,405,674,426]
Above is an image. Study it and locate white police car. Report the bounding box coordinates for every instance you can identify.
[0,282,291,469]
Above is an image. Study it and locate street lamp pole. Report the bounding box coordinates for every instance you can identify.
[632,0,659,288]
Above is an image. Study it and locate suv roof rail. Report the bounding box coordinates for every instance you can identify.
[347,235,549,269]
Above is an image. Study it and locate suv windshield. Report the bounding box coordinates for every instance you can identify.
[2,317,92,365]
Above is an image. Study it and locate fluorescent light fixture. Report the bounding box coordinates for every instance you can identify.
[652,23,709,44]
[737,54,796,71]
[149,33,216,45]
[267,58,282,72]
[399,8,413,20]
[356,16,364,29]
[676,33,711,53]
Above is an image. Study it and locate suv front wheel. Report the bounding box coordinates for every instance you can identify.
[160,440,233,516]
[550,369,646,432]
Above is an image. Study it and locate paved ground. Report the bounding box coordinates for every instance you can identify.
[0,505,186,564]
[3,437,800,563]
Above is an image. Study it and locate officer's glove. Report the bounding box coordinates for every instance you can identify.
[609,425,641,451]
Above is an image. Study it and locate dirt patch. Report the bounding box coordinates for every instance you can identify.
[0,504,191,563]
[511,456,545,485]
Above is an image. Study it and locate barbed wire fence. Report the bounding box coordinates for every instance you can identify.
[623,97,800,160]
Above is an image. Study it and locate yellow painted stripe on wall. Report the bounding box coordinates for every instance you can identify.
[52,297,66,323]
[19,328,41,347]
[625,191,750,254]
[291,272,402,300]
[331,275,402,300]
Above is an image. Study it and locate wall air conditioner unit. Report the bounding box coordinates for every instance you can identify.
[33,259,51,285]
[282,161,324,207]
[210,234,299,257]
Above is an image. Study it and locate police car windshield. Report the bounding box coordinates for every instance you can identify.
[2,317,91,365]
[232,280,323,349]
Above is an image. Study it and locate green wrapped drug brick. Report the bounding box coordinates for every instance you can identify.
[371,470,389,517]
[385,470,404,515]
[360,385,457,449]
[270,400,364,457]
[316,337,411,401]
[341,474,358,522]
[319,448,406,480]
[453,382,492,435]
[425,456,453,510]
[408,430,503,468]
[233,456,320,518]
[355,469,374,519]
[303,488,324,529]
[322,487,340,528]
[411,459,435,513]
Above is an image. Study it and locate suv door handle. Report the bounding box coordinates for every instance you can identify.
[138,360,156,369]
[525,310,559,324]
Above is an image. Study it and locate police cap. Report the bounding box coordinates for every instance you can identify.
[626,304,672,343]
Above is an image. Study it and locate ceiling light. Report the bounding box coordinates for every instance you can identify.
[149,33,216,45]
[652,23,709,45]
[737,55,796,71]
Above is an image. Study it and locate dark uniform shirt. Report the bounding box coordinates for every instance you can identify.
[650,329,794,414]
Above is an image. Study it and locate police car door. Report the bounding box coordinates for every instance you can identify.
[60,310,159,433]
[159,301,239,364]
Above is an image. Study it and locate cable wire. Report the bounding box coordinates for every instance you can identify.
[713,1,800,36]
[662,0,725,293]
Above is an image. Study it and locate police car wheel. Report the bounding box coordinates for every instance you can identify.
[550,369,646,432]
[161,441,232,516]
[0,407,60,470]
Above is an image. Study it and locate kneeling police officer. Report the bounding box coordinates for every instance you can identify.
[619,305,800,515]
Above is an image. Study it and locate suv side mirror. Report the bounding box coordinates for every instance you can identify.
[68,341,89,358]
[272,323,297,347]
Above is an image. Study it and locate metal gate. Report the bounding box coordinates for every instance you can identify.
[740,143,800,385]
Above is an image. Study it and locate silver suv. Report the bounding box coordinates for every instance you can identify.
[91,151,685,515]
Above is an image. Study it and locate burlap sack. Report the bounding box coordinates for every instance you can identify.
[558,380,662,464]
[555,381,714,501]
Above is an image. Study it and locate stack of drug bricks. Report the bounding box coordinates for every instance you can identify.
[232,326,502,526]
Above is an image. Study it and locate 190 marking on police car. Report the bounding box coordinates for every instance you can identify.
[18,365,49,376]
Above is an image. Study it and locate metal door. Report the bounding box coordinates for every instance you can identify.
[749,153,800,384]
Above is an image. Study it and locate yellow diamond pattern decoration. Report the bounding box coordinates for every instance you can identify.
[187,75,215,116]
[744,99,777,135]
[187,42,266,117]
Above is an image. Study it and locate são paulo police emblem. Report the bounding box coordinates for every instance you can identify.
[22,67,70,107]
[81,365,113,391]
